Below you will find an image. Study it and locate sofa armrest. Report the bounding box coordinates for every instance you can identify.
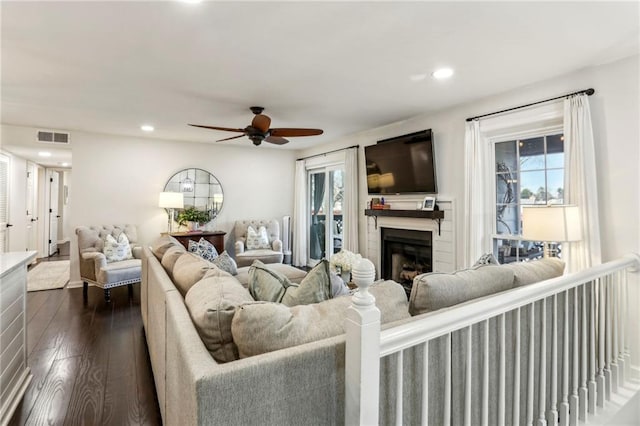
[235,240,245,254]
[271,239,283,253]
[132,244,143,259]
[82,251,107,270]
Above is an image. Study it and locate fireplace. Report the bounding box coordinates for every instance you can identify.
[381,228,433,297]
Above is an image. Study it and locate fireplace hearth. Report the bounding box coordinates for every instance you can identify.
[381,228,433,297]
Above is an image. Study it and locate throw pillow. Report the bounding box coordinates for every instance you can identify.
[231,280,410,358]
[103,233,133,263]
[185,272,254,363]
[330,271,351,297]
[409,265,515,315]
[188,237,219,262]
[248,260,294,302]
[281,259,332,306]
[246,225,271,250]
[212,251,238,275]
[474,252,500,266]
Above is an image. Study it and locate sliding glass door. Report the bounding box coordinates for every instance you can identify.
[307,166,344,266]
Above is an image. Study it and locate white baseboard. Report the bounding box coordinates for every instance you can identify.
[67,280,84,289]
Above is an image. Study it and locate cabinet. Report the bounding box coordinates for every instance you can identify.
[0,251,36,424]
[170,231,226,254]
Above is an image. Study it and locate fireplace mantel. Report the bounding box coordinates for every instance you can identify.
[364,209,445,234]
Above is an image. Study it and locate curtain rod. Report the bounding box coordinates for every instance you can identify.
[297,145,359,161]
[466,88,595,122]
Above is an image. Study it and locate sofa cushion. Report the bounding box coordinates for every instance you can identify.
[150,235,182,260]
[246,225,271,250]
[248,260,293,302]
[409,265,515,315]
[103,233,133,263]
[281,260,332,306]
[235,263,307,288]
[502,257,565,287]
[212,251,238,275]
[185,272,254,363]
[188,238,219,262]
[173,252,217,296]
[161,245,187,278]
[232,280,410,358]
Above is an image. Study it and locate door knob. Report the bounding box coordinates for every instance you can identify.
[31,218,37,222]
[6,223,13,228]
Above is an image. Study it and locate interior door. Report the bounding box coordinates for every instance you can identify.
[26,162,38,252]
[48,170,59,255]
[0,154,10,253]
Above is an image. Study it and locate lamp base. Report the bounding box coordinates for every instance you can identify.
[543,242,560,258]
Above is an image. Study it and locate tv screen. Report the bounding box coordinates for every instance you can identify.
[365,129,437,195]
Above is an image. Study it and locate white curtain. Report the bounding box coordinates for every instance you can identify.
[292,160,307,267]
[342,147,359,252]
[463,120,493,267]
[563,94,601,272]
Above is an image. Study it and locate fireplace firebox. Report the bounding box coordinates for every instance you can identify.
[381,228,433,297]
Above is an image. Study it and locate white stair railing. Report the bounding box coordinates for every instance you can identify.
[345,254,639,425]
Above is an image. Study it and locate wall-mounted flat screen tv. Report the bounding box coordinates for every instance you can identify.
[365,129,437,195]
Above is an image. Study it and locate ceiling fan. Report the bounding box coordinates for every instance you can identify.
[189,106,324,146]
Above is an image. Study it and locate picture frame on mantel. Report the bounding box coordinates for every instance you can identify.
[422,196,436,211]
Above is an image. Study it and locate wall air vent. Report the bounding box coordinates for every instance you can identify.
[37,130,70,144]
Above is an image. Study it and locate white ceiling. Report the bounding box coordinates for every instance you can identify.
[2,1,639,168]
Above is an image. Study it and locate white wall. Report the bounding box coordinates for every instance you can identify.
[2,151,28,252]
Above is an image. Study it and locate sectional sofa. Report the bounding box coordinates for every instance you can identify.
[141,235,565,425]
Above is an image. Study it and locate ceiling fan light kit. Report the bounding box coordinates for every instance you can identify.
[189,106,323,146]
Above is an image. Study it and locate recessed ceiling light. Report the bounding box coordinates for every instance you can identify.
[141,124,155,132]
[180,0,202,3]
[38,151,52,157]
[409,73,428,82]
[432,67,454,80]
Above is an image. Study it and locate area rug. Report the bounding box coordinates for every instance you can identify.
[27,260,70,292]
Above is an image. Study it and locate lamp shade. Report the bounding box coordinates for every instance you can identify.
[159,192,184,209]
[522,205,582,242]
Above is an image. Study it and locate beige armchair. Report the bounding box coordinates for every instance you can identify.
[233,219,284,267]
[75,224,142,302]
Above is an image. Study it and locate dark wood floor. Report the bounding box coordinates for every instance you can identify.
[9,276,161,425]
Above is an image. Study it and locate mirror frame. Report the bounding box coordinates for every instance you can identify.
[164,168,224,221]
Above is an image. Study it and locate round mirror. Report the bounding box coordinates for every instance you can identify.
[164,168,224,222]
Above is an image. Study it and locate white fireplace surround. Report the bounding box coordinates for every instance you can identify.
[365,198,456,277]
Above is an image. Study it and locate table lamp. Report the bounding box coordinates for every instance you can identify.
[159,192,184,233]
[522,205,581,258]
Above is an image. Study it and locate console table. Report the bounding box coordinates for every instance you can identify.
[0,251,36,425]
[170,231,226,254]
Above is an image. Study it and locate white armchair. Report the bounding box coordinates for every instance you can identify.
[75,224,142,302]
[233,219,284,267]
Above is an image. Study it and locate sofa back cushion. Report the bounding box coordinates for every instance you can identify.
[173,252,226,296]
[150,235,182,260]
[161,245,187,278]
[409,265,515,315]
[231,280,410,358]
[185,270,254,363]
[502,257,565,287]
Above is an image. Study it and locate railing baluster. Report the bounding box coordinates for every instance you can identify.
[499,314,506,426]
[527,303,535,426]
[579,284,588,421]
[616,270,626,385]
[513,307,521,426]
[444,333,451,426]
[597,277,606,408]
[604,275,612,401]
[464,325,472,426]
[623,268,631,377]
[538,299,547,426]
[569,288,579,426]
[589,279,597,414]
[549,295,558,426]
[483,320,489,426]
[396,351,404,426]
[560,291,570,426]
[421,341,429,426]
[611,272,619,394]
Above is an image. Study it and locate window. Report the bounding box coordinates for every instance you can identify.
[493,132,564,263]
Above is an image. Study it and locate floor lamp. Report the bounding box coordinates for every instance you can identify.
[522,205,582,258]
[159,192,184,234]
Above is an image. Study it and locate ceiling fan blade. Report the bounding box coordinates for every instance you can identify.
[189,124,245,133]
[264,136,289,145]
[216,134,246,142]
[251,114,271,132]
[270,128,324,137]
